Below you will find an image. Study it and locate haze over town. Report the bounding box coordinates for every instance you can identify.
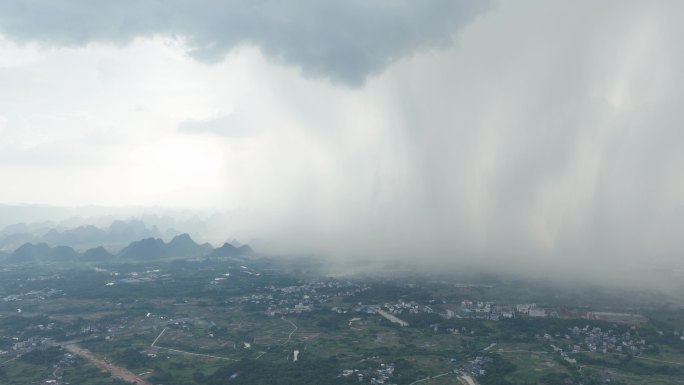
[1,1,683,289]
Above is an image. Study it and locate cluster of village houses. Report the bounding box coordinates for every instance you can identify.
[442,301,558,321]
[547,325,649,363]
[249,279,369,316]
[340,363,395,385]
[459,355,493,377]
[2,288,64,302]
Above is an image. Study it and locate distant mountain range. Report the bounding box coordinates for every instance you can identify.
[209,242,254,258]
[118,233,213,260]
[0,219,178,253]
[8,243,80,263]
[1,234,253,264]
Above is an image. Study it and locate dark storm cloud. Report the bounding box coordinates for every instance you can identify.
[0,0,491,85]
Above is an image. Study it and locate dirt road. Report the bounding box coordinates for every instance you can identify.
[64,344,151,385]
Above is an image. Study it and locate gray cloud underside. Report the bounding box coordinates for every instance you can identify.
[0,0,491,85]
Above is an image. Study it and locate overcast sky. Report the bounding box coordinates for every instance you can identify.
[1,1,683,280]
